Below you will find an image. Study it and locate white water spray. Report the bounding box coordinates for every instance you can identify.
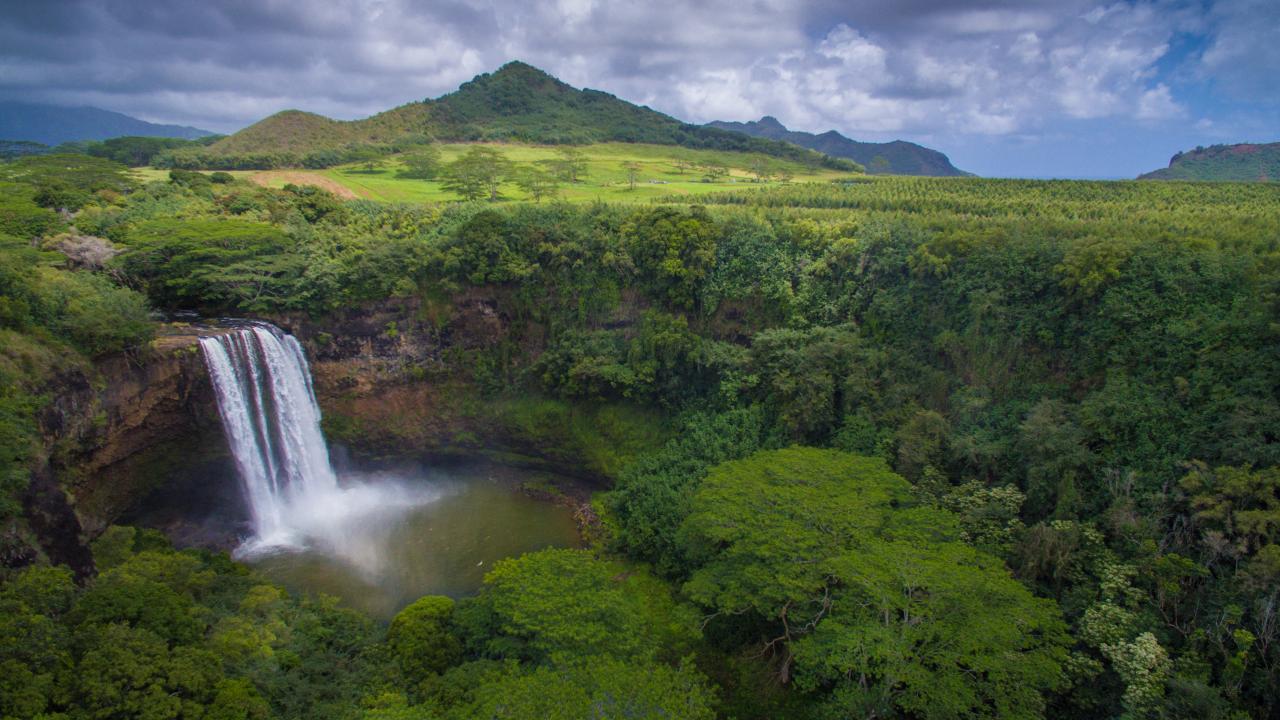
[199,322,428,569]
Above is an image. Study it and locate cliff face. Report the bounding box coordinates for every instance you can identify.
[275,292,563,469]
[29,331,224,572]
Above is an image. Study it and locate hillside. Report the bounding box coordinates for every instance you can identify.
[210,110,363,154]
[1139,142,1279,181]
[187,62,857,170]
[0,101,212,145]
[707,116,967,176]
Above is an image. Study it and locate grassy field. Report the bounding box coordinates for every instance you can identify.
[137,143,858,204]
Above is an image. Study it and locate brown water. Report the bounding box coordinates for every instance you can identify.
[246,461,582,619]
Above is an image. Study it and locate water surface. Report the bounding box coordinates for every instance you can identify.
[247,461,582,618]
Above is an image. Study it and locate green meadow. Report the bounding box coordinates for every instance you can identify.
[137,142,857,203]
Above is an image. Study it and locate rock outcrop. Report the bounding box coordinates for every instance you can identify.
[27,329,224,570]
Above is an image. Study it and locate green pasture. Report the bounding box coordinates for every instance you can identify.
[143,142,858,204]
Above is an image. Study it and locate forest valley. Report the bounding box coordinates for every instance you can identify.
[1,151,1279,719]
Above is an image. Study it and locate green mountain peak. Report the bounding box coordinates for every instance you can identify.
[177,62,861,171]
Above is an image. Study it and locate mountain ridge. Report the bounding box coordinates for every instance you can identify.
[706,115,968,177]
[189,62,859,171]
[0,101,213,146]
[1139,142,1279,182]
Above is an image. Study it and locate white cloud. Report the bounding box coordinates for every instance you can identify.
[816,24,888,82]
[1136,83,1183,120]
[0,0,1250,145]
[634,2,1188,138]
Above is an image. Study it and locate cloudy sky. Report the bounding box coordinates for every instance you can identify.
[1,0,1275,177]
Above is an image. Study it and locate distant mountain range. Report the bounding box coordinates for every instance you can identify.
[191,62,856,170]
[0,101,213,146]
[706,116,968,177]
[1139,142,1279,182]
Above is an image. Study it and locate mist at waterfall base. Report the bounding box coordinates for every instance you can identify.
[196,323,579,617]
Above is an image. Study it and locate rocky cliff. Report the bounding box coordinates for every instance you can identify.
[23,329,223,576]
[54,333,225,530]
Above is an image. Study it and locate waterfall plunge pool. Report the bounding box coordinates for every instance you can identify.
[245,459,584,619]
[130,457,584,619]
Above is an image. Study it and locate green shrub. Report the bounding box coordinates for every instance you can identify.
[387,595,461,685]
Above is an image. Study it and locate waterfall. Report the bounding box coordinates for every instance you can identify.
[200,322,338,547]
[200,321,427,564]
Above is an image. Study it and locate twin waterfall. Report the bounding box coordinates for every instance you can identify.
[199,322,423,564]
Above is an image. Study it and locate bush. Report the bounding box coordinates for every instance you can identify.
[387,595,462,686]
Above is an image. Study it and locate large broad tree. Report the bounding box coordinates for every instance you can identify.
[512,164,560,202]
[397,144,442,180]
[440,146,511,201]
[679,447,1070,720]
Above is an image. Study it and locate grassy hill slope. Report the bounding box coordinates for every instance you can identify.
[707,115,967,176]
[207,110,358,154]
[1139,142,1280,181]
[181,62,857,171]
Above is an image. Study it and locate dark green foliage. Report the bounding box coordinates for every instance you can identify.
[748,325,860,442]
[1,231,153,357]
[0,140,51,159]
[0,182,64,239]
[85,136,210,167]
[533,310,738,406]
[680,448,1070,719]
[623,205,717,309]
[444,658,717,720]
[73,559,207,645]
[0,531,385,720]
[32,264,154,356]
[430,209,531,284]
[117,218,304,312]
[390,548,718,719]
[387,595,461,685]
[605,407,769,574]
[0,154,136,210]
[700,213,799,319]
[533,327,639,400]
[282,183,347,223]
